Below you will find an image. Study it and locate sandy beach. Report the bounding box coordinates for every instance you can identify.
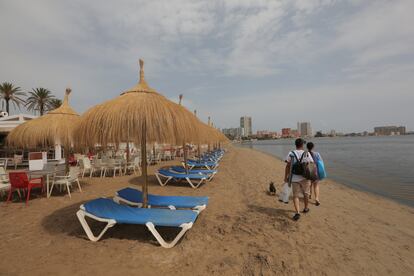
[0,146,413,275]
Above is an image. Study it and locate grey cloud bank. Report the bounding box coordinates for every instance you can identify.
[0,0,413,133]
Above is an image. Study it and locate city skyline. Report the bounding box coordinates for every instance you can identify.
[222,116,410,137]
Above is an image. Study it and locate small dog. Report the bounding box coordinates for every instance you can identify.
[269,182,276,196]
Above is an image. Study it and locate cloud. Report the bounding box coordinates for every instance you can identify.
[333,0,414,65]
[0,0,413,132]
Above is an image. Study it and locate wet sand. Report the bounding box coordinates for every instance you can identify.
[0,146,413,275]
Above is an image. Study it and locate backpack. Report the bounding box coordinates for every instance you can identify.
[305,152,319,181]
[291,151,306,175]
[291,151,318,181]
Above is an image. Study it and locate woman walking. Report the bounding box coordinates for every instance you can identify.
[307,142,325,206]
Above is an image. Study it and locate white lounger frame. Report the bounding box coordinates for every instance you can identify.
[205,171,217,181]
[171,168,217,181]
[183,162,219,170]
[76,205,195,248]
[112,194,206,214]
[155,172,207,189]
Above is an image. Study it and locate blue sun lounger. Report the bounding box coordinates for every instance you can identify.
[155,169,208,189]
[113,187,208,213]
[170,166,217,181]
[77,198,199,248]
[184,160,219,170]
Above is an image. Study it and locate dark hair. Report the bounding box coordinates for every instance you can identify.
[307,142,314,152]
[295,138,305,148]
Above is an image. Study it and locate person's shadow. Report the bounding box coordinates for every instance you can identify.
[247,204,294,220]
[247,204,299,232]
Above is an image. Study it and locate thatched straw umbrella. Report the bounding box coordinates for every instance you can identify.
[7,88,80,171]
[75,59,201,207]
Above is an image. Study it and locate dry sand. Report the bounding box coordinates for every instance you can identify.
[0,146,413,276]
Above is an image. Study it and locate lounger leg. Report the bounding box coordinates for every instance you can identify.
[185,178,197,189]
[193,205,206,214]
[145,222,193,249]
[208,173,217,181]
[76,210,116,242]
[155,174,172,186]
[185,178,205,189]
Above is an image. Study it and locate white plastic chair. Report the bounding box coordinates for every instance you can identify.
[93,159,106,178]
[12,154,23,169]
[104,159,123,178]
[80,157,94,178]
[124,156,141,175]
[50,167,82,198]
[0,167,10,197]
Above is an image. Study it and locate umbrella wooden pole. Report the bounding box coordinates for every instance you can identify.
[198,144,201,162]
[126,141,130,162]
[141,122,148,208]
[64,146,70,174]
[152,144,156,164]
[125,141,130,175]
[183,143,188,174]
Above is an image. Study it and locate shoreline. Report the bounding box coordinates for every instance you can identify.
[237,142,414,208]
[1,145,413,275]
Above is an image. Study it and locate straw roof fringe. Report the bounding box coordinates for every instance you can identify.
[7,88,80,148]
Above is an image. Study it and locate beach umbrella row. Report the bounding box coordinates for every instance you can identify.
[6,59,228,207]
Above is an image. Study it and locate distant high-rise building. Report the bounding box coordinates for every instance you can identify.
[281,128,291,138]
[240,116,252,137]
[297,122,312,137]
[291,129,299,138]
[374,126,406,136]
[222,127,244,139]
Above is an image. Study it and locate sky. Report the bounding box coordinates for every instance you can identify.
[0,0,413,133]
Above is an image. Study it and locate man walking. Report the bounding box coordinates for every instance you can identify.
[284,138,314,221]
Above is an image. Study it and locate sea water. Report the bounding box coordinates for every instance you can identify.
[240,136,414,207]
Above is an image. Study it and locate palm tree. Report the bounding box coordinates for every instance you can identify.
[0,82,26,114]
[26,88,55,115]
[49,98,62,110]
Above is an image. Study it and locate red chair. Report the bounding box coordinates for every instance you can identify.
[7,172,44,204]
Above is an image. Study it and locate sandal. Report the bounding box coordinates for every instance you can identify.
[315,201,320,206]
[293,213,301,221]
[303,208,310,213]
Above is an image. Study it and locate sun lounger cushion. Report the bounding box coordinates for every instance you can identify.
[83,198,198,227]
[116,187,208,209]
[158,169,206,179]
[171,166,217,175]
[187,160,218,166]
